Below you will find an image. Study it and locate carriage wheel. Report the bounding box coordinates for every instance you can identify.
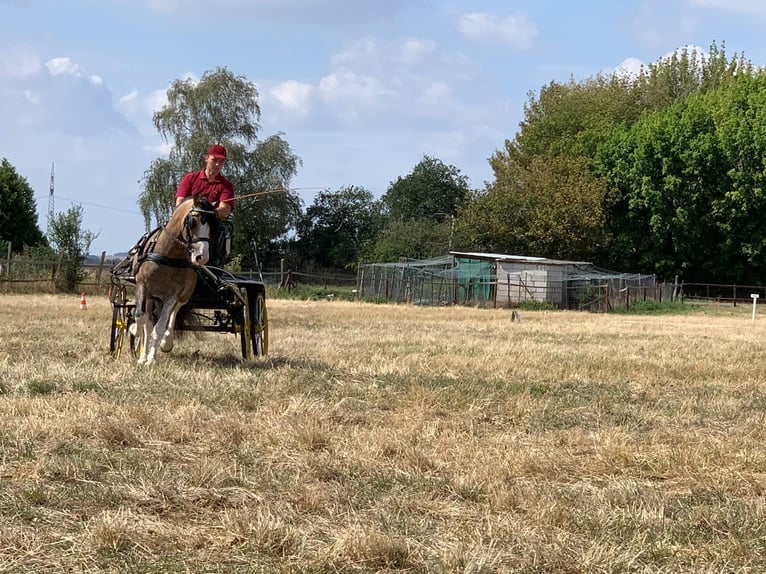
[109,286,130,359]
[251,291,269,357]
[239,288,253,360]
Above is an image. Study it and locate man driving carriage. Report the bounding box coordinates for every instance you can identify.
[174,144,235,267]
[112,144,236,276]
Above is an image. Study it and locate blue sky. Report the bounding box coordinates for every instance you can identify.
[1,0,765,255]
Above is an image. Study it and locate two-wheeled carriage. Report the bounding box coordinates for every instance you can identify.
[109,264,268,361]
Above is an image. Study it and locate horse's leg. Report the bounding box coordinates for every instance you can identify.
[160,304,181,352]
[134,285,152,365]
[145,296,180,364]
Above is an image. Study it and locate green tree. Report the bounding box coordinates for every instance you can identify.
[365,156,469,262]
[48,205,97,291]
[295,186,382,270]
[476,71,645,263]
[475,41,753,272]
[635,42,751,112]
[231,134,303,268]
[382,155,471,222]
[138,67,302,267]
[0,158,46,252]
[597,72,766,283]
[366,219,453,263]
[515,73,642,160]
[455,155,607,261]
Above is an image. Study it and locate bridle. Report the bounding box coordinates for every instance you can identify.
[162,200,215,254]
[182,203,215,252]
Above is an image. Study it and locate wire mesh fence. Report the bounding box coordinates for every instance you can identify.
[3,247,755,312]
[357,257,671,311]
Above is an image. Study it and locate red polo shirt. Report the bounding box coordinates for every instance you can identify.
[175,169,235,208]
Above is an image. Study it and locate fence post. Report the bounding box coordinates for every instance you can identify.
[5,241,11,279]
[96,251,106,285]
[733,285,737,307]
[52,252,65,285]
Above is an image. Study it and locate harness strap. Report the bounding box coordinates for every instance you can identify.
[141,253,194,268]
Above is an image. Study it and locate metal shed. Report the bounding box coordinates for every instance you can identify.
[358,252,657,310]
[451,252,592,307]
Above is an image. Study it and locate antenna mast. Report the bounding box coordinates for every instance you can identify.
[47,162,54,235]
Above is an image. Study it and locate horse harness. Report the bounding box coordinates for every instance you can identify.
[135,200,217,270]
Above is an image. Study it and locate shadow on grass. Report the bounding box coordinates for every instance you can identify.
[171,351,330,372]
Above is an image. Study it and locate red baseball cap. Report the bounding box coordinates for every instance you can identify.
[207,144,227,159]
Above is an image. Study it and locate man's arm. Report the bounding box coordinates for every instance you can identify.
[174,172,194,206]
[216,181,235,220]
[215,201,233,220]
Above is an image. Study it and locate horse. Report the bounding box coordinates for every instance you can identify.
[132,195,217,365]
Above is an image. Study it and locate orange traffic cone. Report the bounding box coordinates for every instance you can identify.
[80,291,88,310]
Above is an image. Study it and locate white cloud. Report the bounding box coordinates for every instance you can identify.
[117,87,167,118]
[660,44,708,63]
[23,90,39,105]
[0,47,42,79]
[270,80,314,115]
[609,45,707,80]
[457,12,538,49]
[259,32,503,151]
[118,88,139,108]
[46,57,84,77]
[331,38,377,69]
[418,81,451,103]
[45,57,105,88]
[0,51,137,138]
[318,71,394,105]
[614,57,645,78]
[393,38,437,66]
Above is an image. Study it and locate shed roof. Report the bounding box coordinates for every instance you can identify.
[449,251,591,266]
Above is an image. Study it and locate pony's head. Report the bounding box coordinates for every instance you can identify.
[182,195,217,266]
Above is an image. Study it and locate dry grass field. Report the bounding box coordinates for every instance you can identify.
[2,293,766,573]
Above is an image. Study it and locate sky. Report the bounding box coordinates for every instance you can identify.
[2,0,766,255]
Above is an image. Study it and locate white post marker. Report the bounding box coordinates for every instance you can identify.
[751,293,760,321]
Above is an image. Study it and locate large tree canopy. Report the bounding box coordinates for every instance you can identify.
[596,73,766,283]
[461,41,757,279]
[295,186,382,270]
[382,155,471,222]
[0,158,46,252]
[364,155,469,262]
[456,155,607,262]
[138,67,302,267]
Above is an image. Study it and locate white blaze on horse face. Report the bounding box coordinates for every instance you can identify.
[189,219,211,266]
[191,237,210,265]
